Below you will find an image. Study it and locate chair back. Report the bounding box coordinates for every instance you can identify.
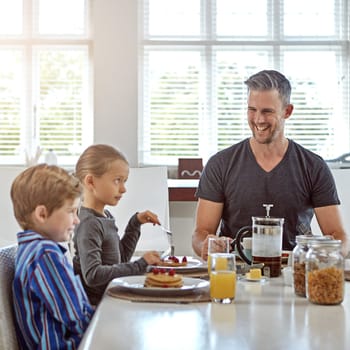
[0,245,19,350]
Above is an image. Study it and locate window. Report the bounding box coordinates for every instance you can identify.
[0,0,92,166]
[139,0,350,166]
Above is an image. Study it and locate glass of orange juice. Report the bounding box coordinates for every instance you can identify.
[210,253,236,304]
[208,237,230,274]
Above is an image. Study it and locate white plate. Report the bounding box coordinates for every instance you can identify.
[111,275,209,296]
[239,276,268,283]
[155,256,207,273]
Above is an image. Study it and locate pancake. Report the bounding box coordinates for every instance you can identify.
[144,268,183,288]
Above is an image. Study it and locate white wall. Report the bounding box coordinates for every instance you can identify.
[93,0,138,165]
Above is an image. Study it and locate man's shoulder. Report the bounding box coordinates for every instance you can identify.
[209,139,248,161]
[289,140,325,164]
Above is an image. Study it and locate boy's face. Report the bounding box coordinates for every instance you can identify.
[38,197,81,242]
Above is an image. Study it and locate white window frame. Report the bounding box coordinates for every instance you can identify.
[138,0,350,166]
[0,0,93,166]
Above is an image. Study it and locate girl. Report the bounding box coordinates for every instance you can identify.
[73,144,161,305]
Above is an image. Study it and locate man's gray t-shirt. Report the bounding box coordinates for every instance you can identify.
[196,138,340,250]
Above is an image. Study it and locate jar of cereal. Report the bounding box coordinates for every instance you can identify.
[305,239,344,305]
[292,235,333,297]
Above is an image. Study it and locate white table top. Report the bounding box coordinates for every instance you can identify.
[79,277,350,350]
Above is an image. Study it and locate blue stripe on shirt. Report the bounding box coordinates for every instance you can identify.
[13,231,94,349]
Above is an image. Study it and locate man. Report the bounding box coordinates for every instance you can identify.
[192,70,347,260]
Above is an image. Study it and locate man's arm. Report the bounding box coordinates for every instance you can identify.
[314,204,348,255]
[192,198,224,260]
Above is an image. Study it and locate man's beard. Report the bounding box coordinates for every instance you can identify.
[252,129,274,144]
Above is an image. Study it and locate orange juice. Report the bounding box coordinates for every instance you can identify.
[210,271,236,301]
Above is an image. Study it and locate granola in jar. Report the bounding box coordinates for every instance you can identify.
[292,235,333,297]
[305,240,344,305]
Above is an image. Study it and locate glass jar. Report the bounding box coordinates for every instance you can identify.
[292,235,332,297]
[305,240,344,305]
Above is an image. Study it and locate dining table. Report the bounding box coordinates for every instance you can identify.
[78,269,350,350]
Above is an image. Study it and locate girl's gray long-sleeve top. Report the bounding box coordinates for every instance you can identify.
[73,206,148,305]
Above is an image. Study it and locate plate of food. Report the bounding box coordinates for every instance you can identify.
[240,276,268,283]
[155,255,207,273]
[110,271,209,296]
[239,268,268,283]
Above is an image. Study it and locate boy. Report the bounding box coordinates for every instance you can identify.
[11,164,94,349]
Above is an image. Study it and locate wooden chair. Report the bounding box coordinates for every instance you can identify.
[0,244,19,350]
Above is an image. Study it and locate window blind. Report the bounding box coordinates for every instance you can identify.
[139,0,350,166]
[0,0,92,166]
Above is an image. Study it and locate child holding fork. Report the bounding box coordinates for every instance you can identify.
[73,144,161,305]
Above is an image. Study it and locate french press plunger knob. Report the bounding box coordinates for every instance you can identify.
[263,204,274,217]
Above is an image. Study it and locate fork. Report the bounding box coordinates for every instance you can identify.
[159,225,175,257]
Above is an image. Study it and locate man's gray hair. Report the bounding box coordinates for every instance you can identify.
[244,70,291,106]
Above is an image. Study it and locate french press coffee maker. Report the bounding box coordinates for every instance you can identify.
[234,204,284,277]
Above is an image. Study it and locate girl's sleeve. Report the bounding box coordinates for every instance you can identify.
[119,213,142,261]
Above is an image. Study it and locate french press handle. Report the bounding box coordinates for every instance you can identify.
[232,226,253,265]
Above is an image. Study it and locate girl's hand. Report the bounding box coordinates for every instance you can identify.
[142,251,161,265]
[137,210,161,225]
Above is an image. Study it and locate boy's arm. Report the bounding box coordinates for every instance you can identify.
[30,250,94,346]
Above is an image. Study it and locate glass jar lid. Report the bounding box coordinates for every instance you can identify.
[296,235,333,244]
[307,239,342,249]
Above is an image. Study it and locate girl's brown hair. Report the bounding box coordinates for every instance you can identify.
[11,164,82,230]
[75,144,129,182]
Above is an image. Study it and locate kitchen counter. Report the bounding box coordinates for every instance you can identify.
[168,179,199,201]
[79,276,350,350]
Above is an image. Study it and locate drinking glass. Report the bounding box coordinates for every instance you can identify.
[207,236,230,273]
[210,253,236,304]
